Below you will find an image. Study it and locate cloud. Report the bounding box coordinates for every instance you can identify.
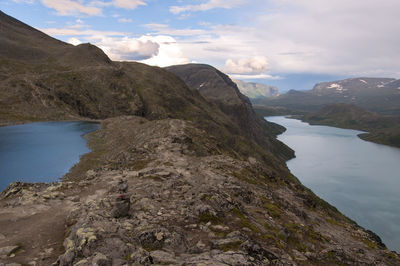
[170,0,245,14]
[39,0,146,16]
[229,74,282,80]
[12,0,34,3]
[118,18,133,23]
[113,0,146,9]
[92,36,160,60]
[225,57,269,74]
[143,23,207,36]
[40,0,102,16]
[41,27,125,36]
[67,37,82,45]
[170,0,400,78]
[138,36,190,67]
[41,24,188,66]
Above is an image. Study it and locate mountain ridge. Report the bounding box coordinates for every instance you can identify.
[254,77,400,114]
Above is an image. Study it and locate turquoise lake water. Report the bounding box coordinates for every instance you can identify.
[266,116,400,252]
[0,121,100,191]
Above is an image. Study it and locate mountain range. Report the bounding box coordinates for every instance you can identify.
[0,10,398,265]
[254,77,400,115]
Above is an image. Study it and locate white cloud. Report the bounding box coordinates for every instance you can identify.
[144,23,207,36]
[12,0,34,4]
[225,56,269,74]
[229,74,282,80]
[118,18,133,23]
[41,27,125,36]
[40,0,102,16]
[39,0,146,16]
[41,24,188,66]
[67,37,82,45]
[113,0,146,9]
[91,36,160,61]
[138,36,190,67]
[170,0,245,14]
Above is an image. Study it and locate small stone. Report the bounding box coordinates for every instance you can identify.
[196,240,206,249]
[117,180,128,192]
[155,232,164,241]
[0,246,19,256]
[150,250,177,264]
[92,253,111,266]
[157,171,171,177]
[86,170,96,180]
[0,234,5,240]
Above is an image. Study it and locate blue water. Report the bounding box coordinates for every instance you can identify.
[0,121,100,191]
[266,116,400,252]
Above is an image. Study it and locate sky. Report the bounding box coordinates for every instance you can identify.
[1,0,400,92]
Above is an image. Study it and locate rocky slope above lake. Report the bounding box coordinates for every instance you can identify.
[1,116,399,265]
[0,11,399,265]
[301,104,400,148]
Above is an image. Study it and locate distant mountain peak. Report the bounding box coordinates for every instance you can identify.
[233,79,280,99]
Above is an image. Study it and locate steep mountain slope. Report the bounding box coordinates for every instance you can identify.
[166,64,293,160]
[302,103,400,147]
[1,11,294,164]
[0,11,399,265]
[234,79,280,99]
[255,77,400,114]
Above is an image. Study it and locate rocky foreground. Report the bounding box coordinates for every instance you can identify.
[1,116,399,265]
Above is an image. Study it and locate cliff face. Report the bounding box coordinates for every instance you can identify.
[0,11,399,265]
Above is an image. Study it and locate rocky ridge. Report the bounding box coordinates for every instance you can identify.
[1,116,399,265]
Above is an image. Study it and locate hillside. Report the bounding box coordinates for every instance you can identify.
[0,11,399,265]
[166,64,292,159]
[254,77,400,115]
[302,104,400,148]
[233,79,279,99]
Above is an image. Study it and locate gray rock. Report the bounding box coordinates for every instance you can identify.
[130,248,153,265]
[57,250,75,266]
[0,245,19,256]
[117,180,128,193]
[92,252,111,266]
[0,234,5,240]
[111,194,130,218]
[149,250,177,264]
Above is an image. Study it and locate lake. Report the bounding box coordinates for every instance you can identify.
[266,116,400,252]
[0,121,100,191]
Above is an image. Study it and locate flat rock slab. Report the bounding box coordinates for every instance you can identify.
[0,245,19,256]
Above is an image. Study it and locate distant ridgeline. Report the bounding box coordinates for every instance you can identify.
[253,77,400,148]
[233,79,280,99]
[254,77,400,115]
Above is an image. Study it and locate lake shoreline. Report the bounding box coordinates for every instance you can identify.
[266,116,400,252]
[0,121,101,192]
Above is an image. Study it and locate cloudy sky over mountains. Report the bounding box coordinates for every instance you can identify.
[1,0,400,91]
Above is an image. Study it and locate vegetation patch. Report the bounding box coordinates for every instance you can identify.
[231,208,261,233]
[198,213,223,225]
